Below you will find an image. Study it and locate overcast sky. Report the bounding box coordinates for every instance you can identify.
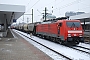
[0,0,90,23]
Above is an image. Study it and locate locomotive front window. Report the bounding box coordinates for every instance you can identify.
[66,22,80,27]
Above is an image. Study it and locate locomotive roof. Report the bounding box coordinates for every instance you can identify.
[57,19,80,22]
[40,19,80,24]
[43,17,68,22]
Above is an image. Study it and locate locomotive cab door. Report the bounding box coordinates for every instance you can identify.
[58,23,62,35]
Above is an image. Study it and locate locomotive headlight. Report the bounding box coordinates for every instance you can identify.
[79,34,82,37]
[79,34,82,36]
[68,34,71,37]
[68,34,71,36]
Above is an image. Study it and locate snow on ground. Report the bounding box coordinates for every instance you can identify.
[78,43,90,49]
[13,29,90,60]
[74,46,90,53]
[13,30,66,60]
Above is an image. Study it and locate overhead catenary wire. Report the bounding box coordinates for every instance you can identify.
[26,0,81,14]
[39,0,81,15]
[26,0,40,13]
[53,0,82,10]
[74,6,90,12]
[20,0,40,23]
[39,0,56,9]
[78,2,90,7]
[25,0,31,7]
[39,0,64,11]
[64,0,90,12]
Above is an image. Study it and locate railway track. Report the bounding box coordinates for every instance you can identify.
[15,30,72,60]
[66,45,90,55]
[76,45,90,50]
[34,34,90,55]
[13,29,90,60]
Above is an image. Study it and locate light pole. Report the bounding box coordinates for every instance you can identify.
[27,17,29,23]
[23,9,33,23]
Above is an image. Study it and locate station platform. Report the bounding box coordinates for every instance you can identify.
[0,29,53,60]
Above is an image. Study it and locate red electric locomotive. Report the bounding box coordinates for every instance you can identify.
[36,17,84,45]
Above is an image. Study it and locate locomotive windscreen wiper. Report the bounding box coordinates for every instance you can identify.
[70,22,75,28]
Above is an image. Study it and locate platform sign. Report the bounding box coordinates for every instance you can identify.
[13,19,17,22]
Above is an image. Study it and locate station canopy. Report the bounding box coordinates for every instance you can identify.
[69,13,90,22]
[0,4,25,25]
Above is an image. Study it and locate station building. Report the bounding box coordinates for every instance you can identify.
[0,4,25,37]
